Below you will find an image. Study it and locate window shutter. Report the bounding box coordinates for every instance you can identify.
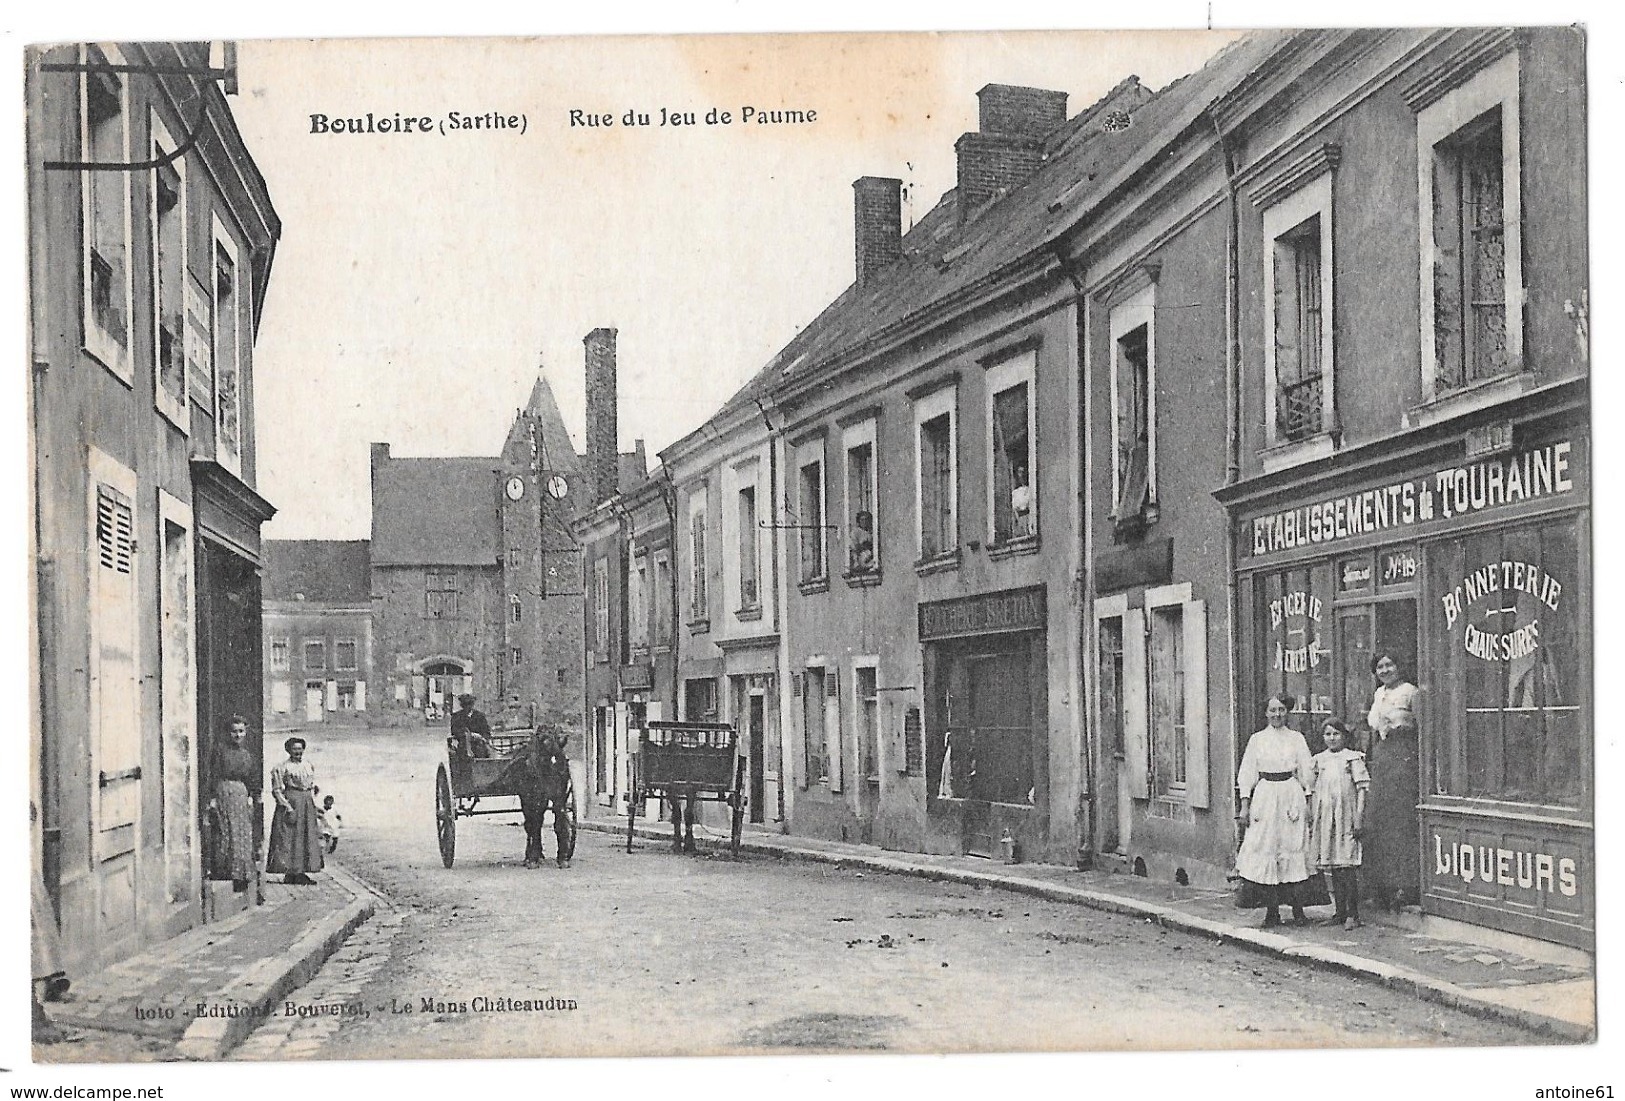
[827,668,842,793]
[1182,599,1209,808]
[1122,607,1150,799]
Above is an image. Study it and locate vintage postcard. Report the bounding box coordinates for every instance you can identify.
[17,18,1599,1078]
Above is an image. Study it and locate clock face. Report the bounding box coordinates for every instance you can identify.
[504,476,525,501]
[546,474,570,500]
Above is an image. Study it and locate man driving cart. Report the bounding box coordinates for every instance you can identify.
[451,693,493,758]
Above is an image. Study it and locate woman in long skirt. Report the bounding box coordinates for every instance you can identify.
[211,715,257,890]
[1235,694,1315,927]
[266,736,324,885]
[1365,652,1421,910]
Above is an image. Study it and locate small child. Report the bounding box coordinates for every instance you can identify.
[1310,719,1370,929]
[317,794,343,854]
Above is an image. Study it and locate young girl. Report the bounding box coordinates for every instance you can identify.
[1310,719,1371,930]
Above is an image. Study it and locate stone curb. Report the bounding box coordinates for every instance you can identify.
[584,819,1593,1043]
[173,868,377,1061]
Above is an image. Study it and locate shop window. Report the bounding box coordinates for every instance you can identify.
[689,506,708,619]
[1417,53,1523,403]
[1121,586,1210,808]
[844,428,878,577]
[1148,604,1187,796]
[1431,517,1585,808]
[334,639,358,671]
[915,386,957,562]
[425,570,459,619]
[797,450,827,586]
[304,640,326,671]
[737,485,760,610]
[81,45,131,378]
[270,637,290,672]
[151,111,187,422]
[857,664,880,782]
[1110,281,1157,536]
[684,677,718,722]
[795,669,831,786]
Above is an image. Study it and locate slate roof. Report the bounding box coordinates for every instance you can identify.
[659,33,1288,466]
[264,540,371,602]
[371,456,502,567]
[764,31,1289,391]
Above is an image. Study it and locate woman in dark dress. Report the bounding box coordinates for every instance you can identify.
[210,716,257,891]
[1364,652,1421,910]
[266,736,324,884]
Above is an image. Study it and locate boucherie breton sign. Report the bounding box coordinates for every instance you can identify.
[919,585,1046,641]
[1249,441,1577,557]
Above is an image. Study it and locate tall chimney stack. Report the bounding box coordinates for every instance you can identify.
[584,327,618,506]
[956,83,1068,221]
[853,176,902,287]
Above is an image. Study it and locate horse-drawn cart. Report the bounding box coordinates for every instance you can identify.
[435,727,577,869]
[627,720,747,856]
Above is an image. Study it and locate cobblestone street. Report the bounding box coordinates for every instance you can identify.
[238,727,1549,1060]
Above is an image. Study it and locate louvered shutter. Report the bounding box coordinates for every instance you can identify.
[1122,607,1149,799]
[826,668,842,793]
[1182,600,1209,808]
[94,484,140,858]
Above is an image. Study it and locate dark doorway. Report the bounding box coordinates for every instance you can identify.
[748,694,766,824]
[935,639,1035,857]
[196,539,265,874]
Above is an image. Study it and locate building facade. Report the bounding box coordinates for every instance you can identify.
[1210,29,1591,948]
[368,374,585,733]
[28,41,282,970]
[262,540,373,726]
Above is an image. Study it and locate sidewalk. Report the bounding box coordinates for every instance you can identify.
[38,863,377,1062]
[583,819,1595,1042]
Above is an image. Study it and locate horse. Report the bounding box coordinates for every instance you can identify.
[512,728,575,869]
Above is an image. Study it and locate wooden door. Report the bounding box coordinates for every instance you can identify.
[92,482,140,949]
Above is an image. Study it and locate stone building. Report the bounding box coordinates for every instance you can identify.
[368,374,585,734]
[262,540,372,726]
[27,41,282,969]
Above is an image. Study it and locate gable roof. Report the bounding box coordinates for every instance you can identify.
[264,540,371,602]
[765,32,1288,395]
[371,455,502,567]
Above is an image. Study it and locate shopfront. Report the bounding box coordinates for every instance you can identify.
[921,585,1048,858]
[1231,410,1591,948]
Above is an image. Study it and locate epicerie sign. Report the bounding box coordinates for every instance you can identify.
[1250,441,1575,556]
[1432,834,1579,897]
[1441,560,1563,663]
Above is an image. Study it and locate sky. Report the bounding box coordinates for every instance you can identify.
[232,29,1246,538]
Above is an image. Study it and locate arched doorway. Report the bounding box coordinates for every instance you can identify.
[420,660,468,720]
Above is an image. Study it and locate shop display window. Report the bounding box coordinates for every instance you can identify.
[1428,517,1586,808]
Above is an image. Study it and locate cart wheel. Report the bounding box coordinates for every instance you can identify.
[435,764,456,868]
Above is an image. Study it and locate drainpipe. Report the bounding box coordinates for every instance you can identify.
[1210,108,1245,824]
[1054,244,1095,867]
[756,399,791,830]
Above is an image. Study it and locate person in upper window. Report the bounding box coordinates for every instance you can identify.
[451,693,493,758]
[1010,459,1032,537]
[849,509,876,572]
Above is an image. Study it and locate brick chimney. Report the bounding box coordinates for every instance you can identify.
[957,83,1068,221]
[584,327,618,506]
[853,176,902,287]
